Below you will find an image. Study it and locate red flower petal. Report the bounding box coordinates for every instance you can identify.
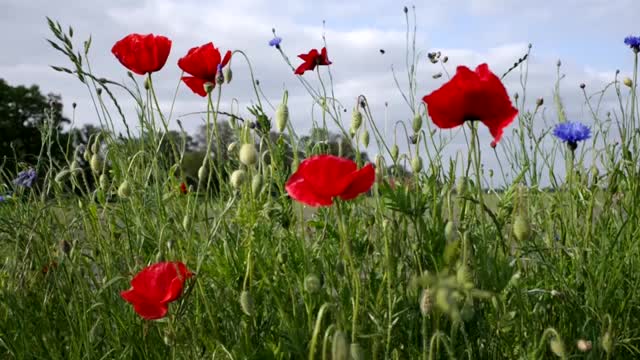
[111,34,171,75]
[298,155,357,198]
[319,47,332,65]
[285,171,333,207]
[177,43,220,81]
[221,50,232,68]
[339,163,375,201]
[181,76,208,97]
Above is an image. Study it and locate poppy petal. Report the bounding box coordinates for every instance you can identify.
[297,155,357,198]
[285,171,333,207]
[339,163,375,201]
[221,50,232,68]
[178,43,220,80]
[181,76,208,97]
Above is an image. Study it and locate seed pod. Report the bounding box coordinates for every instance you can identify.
[412,113,423,133]
[251,174,262,194]
[117,180,131,198]
[411,156,422,173]
[303,274,321,294]
[331,330,349,360]
[239,144,258,166]
[224,66,233,84]
[230,169,246,188]
[351,106,363,130]
[360,130,370,147]
[239,290,254,316]
[513,215,531,242]
[391,144,399,162]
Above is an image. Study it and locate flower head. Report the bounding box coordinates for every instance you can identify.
[121,261,192,320]
[269,36,282,48]
[111,34,172,75]
[422,64,518,145]
[178,42,232,97]
[624,36,640,52]
[179,182,188,195]
[13,168,37,188]
[294,47,332,75]
[553,121,591,148]
[285,155,374,207]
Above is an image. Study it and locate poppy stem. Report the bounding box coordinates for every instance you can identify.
[335,201,360,344]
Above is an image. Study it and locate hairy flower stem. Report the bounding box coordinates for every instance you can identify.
[335,201,360,344]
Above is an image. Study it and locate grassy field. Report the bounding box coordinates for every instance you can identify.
[2,11,640,360]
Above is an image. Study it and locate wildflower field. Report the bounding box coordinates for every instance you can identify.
[2,6,640,360]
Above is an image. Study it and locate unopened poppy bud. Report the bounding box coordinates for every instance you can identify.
[224,66,233,84]
[117,180,131,198]
[411,156,422,173]
[442,56,448,63]
[513,215,530,241]
[577,339,592,352]
[198,165,208,182]
[412,113,423,133]
[240,290,254,316]
[580,83,586,89]
[72,102,77,109]
[83,148,92,162]
[550,337,566,358]
[419,288,433,316]
[351,106,363,130]
[70,160,80,173]
[99,174,108,189]
[227,141,237,154]
[144,77,151,90]
[349,127,357,138]
[410,134,418,144]
[239,143,258,166]
[203,82,214,94]
[275,102,289,133]
[601,331,613,354]
[624,77,633,87]
[391,144,399,162]
[182,214,191,230]
[444,221,457,242]
[90,141,99,154]
[304,274,321,294]
[536,98,544,107]
[332,330,349,360]
[230,169,246,188]
[90,153,102,173]
[96,88,103,96]
[54,170,70,184]
[360,130,370,147]
[251,174,262,194]
[350,343,363,360]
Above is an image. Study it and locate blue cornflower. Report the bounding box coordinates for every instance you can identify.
[13,168,37,188]
[269,36,282,48]
[553,121,591,150]
[0,195,11,202]
[624,36,640,52]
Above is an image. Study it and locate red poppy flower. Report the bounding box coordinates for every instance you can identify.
[179,182,188,194]
[178,42,232,97]
[294,47,332,75]
[121,261,192,320]
[111,34,172,75]
[285,155,375,207]
[422,63,518,145]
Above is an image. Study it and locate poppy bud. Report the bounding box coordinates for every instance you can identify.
[90,154,102,174]
[444,221,457,242]
[360,130,370,147]
[118,180,131,198]
[276,103,289,133]
[198,165,208,182]
[349,127,357,138]
[579,83,586,89]
[536,98,544,107]
[90,139,100,154]
[412,113,422,133]
[577,339,592,352]
[601,331,613,354]
[72,102,77,109]
[419,288,432,316]
[227,141,237,154]
[391,144,399,162]
[351,106,363,130]
[203,82,214,94]
[443,56,448,63]
[332,330,349,360]
[230,169,246,189]
[55,170,70,184]
[411,156,422,173]
[239,290,254,316]
[182,214,191,230]
[550,337,566,358]
[99,174,108,190]
[304,274,321,294]
[239,143,258,166]
[144,77,151,90]
[83,148,92,162]
[513,214,530,241]
[97,88,103,96]
[624,77,633,87]
[224,66,233,84]
[251,174,262,194]
[70,160,80,173]
[350,343,363,360]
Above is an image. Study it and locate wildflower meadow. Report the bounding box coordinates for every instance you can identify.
[2,5,640,359]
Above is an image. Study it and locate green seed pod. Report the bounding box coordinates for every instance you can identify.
[550,337,566,358]
[182,214,191,230]
[239,143,258,166]
[303,274,321,294]
[419,288,432,316]
[331,330,349,360]
[230,169,247,189]
[240,290,254,316]
[275,103,289,133]
[251,174,263,194]
[90,153,102,174]
[360,130,370,148]
[513,215,531,242]
[444,221,456,242]
[351,106,363,130]
[391,144,399,162]
[412,113,423,133]
[411,156,422,173]
[224,66,233,84]
[99,174,108,190]
[117,180,131,198]
[198,165,208,183]
[227,141,237,154]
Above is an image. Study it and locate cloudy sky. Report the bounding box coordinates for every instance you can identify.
[2,0,639,185]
